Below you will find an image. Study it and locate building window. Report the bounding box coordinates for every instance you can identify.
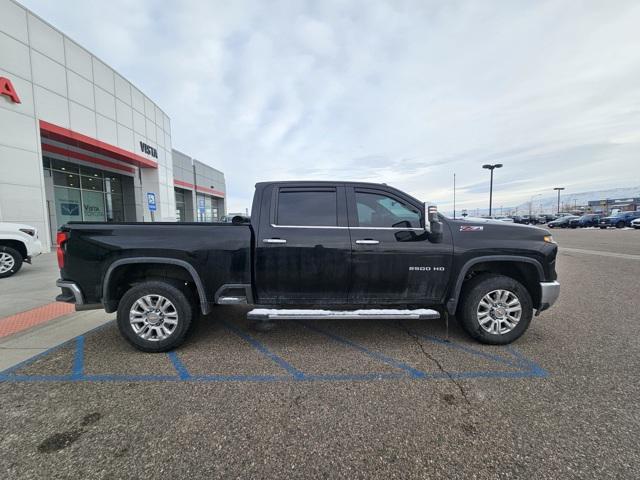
[196,193,220,222]
[44,156,126,227]
[175,189,186,221]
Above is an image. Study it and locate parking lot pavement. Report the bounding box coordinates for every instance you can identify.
[0,252,59,319]
[551,227,640,255]
[1,235,639,479]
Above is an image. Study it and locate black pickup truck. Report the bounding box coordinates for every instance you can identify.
[56,181,560,352]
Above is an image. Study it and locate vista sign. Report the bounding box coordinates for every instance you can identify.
[0,77,20,104]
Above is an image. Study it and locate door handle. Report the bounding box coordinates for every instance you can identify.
[263,238,287,244]
[355,239,380,245]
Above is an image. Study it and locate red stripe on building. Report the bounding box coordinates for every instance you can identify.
[42,143,136,174]
[174,179,194,190]
[195,185,225,197]
[39,120,157,169]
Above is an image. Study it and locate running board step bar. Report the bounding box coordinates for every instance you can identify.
[247,308,440,321]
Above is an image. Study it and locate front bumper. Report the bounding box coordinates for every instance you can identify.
[538,281,560,312]
[27,239,43,257]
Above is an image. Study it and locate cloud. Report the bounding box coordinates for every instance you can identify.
[21,0,640,212]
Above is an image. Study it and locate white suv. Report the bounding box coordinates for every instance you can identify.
[0,223,44,278]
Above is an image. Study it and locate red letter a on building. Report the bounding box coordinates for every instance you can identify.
[0,77,21,104]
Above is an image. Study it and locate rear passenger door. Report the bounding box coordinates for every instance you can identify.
[254,185,351,304]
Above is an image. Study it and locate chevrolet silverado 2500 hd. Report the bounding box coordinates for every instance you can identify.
[55,181,559,352]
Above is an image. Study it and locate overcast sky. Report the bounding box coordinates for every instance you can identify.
[22,0,640,213]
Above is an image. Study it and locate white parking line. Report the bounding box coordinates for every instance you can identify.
[560,247,640,261]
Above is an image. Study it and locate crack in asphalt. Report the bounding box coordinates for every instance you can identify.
[396,320,472,406]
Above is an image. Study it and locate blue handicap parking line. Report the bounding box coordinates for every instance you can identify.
[220,319,306,380]
[0,319,548,383]
[299,321,429,379]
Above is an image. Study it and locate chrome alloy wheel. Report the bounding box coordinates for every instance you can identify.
[0,252,15,274]
[477,289,522,335]
[129,295,179,341]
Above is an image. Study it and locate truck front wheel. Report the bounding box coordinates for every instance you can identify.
[0,246,23,279]
[458,274,533,345]
[117,281,193,352]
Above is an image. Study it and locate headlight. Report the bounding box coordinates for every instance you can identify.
[543,235,555,244]
[19,228,36,237]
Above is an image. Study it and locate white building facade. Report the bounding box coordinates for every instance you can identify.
[0,0,181,250]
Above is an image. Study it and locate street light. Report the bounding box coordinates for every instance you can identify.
[482,163,503,216]
[530,193,542,216]
[553,187,565,215]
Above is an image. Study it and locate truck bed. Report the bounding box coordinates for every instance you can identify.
[59,222,253,309]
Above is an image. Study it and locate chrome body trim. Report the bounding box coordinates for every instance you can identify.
[539,281,560,309]
[270,224,424,231]
[56,279,85,305]
[218,296,248,305]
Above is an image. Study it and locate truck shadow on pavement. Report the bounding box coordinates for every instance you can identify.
[0,308,547,383]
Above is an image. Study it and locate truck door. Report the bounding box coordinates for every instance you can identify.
[347,187,452,304]
[254,185,351,304]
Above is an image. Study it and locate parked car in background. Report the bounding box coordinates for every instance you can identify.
[631,218,640,229]
[547,216,580,228]
[569,214,601,228]
[541,214,557,223]
[0,223,44,278]
[599,211,640,229]
[483,216,514,223]
[522,215,544,225]
[510,215,524,224]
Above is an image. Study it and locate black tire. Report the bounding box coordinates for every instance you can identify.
[616,221,625,229]
[0,246,23,279]
[117,281,193,352]
[457,274,533,345]
[600,226,607,229]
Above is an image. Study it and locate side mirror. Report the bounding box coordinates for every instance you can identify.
[424,203,443,243]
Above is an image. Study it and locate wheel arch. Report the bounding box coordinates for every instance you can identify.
[102,257,210,315]
[0,239,28,259]
[446,256,543,315]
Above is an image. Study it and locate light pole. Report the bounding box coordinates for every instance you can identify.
[554,187,565,215]
[529,193,542,216]
[482,163,503,216]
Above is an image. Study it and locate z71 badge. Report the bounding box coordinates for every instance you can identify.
[460,225,483,232]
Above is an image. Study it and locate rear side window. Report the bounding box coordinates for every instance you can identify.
[277,189,337,226]
[355,191,421,228]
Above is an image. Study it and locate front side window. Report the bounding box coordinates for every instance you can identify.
[355,191,421,228]
[277,189,337,226]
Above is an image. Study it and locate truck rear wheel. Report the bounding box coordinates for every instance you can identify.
[458,274,533,345]
[0,246,23,279]
[117,281,193,352]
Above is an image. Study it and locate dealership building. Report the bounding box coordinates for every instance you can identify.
[0,0,225,250]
